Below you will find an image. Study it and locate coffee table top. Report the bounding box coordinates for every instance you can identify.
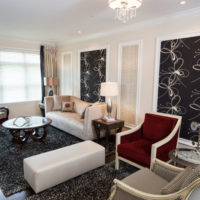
[169,148,200,167]
[2,116,51,130]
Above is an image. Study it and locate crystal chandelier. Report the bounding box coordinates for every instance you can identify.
[108,0,142,23]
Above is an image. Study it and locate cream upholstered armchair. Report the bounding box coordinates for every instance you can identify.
[109,159,200,200]
[0,107,9,125]
[115,112,182,170]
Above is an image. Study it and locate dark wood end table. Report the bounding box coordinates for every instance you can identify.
[93,119,124,150]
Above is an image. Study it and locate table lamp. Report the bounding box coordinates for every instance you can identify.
[44,77,57,96]
[100,82,118,120]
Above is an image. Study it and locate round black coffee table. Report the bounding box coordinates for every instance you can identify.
[2,116,52,150]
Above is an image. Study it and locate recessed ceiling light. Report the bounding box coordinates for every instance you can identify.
[179,1,186,5]
[77,30,82,35]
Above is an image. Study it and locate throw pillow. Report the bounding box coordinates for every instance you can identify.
[181,165,200,189]
[160,166,193,195]
[53,95,62,111]
[80,105,92,119]
[73,98,92,117]
[62,102,74,112]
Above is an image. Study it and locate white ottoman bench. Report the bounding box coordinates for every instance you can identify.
[24,140,105,193]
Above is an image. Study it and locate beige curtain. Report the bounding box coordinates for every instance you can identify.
[44,45,58,95]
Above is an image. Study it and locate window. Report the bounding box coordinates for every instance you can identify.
[0,49,41,103]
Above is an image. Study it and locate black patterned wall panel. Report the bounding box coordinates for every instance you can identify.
[80,49,106,103]
[157,36,200,140]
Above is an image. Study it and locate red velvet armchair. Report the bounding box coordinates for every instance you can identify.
[115,112,182,170]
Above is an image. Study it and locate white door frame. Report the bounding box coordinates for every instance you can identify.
[61,51,73,95]
[118,40,143,126]
[78,45,110,98]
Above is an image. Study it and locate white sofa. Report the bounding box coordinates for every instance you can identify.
[44,95,116,140]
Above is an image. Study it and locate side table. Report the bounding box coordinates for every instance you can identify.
[93,119,124,151]
[39,103,45,117]
[169,148,199,168]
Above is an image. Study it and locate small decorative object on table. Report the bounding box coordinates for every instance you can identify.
[93,119,124,151]
[100,82,118,121]
[13,116,30,127]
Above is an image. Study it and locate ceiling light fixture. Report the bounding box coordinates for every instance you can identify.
[108,0,142,23]
[179,0,186,5]
[77,30,82,35]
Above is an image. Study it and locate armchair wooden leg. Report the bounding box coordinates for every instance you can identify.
[115,155,119,170]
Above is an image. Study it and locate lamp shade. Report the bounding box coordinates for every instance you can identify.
[100,82,118,97]
[44,77,57,86]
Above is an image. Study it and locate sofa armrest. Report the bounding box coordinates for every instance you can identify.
[152,159,183,182]
[44,96,54,114]
[83,104,106,139]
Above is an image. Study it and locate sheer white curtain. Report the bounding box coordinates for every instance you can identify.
[0,50,41,103]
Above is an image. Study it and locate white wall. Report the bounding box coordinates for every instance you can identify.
[58,13,200,124]
[0,101,41,118]
[0,39,42,118]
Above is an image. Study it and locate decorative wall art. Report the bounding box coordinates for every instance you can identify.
[80,49,106,103]
[156,35,200,140]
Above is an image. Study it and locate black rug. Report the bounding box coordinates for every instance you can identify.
[0,126,137,199]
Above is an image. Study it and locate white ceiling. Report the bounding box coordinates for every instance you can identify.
[0,0,200,44]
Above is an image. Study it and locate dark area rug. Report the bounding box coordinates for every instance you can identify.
[0,126,137,199]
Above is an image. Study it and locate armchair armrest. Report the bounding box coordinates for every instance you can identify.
[116,123,143,146]
[150,116,182,169]
[83,104,106,139]
[109,178,184,200]
[44,96,54,114]
[152,159,183,182]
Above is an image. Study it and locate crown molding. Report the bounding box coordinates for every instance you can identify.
[59,6,200,46]
[0,35,57,46]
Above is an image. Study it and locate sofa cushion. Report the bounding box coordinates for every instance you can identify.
[117,139,152,167]
[143,113,177,142]
[122,168,168,194]
[46,111,84,138]
[62,102,74,112]
[53,95,62,111]
[160,166,193,194]
[73,99,92,117]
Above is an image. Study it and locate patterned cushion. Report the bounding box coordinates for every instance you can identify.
[160,166,193,194]
[181,165,200,189]
[53,95,62,111]
[73,99,92,117]
[62,102,74,112]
